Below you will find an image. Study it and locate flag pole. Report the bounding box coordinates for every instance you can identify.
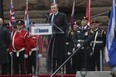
[86,0,91,27]
[10,0,14,75]
[70,0,75,32]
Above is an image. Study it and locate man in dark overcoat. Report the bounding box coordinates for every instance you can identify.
[47,3,68,73]
[0,18,11,75]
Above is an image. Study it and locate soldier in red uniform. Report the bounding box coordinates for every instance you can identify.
[11,20,30,74]
[26,23,43,74]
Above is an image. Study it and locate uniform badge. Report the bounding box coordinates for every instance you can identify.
[17,52,19,57]
[77,31,80,33]
[85,32,88,36]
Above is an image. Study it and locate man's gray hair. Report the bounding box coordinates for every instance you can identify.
[51,3,58,8]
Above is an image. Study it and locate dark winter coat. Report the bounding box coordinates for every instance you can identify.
[47,12,68,59]
[0,26,11,64]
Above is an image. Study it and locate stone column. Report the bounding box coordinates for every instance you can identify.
[0,0,3,19]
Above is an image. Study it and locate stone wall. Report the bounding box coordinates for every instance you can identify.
[3,0,112,27]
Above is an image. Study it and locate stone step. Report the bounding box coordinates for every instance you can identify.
[76,71,112,77]
[38,57,111,74]
[4,18,46,24]
[4,10,49,19]
[90,7,110,16]
[91,16,109,28]
[91,0,111,7]
[28,18,46,23]
[3,0,112,11]
[76,15,109,27]
[4,10,49,23]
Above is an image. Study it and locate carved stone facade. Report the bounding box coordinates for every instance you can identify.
[3,0,112,27]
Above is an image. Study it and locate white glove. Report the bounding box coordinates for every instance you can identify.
[38,54,42,58]
[24,54,28,58]
[9,52,12,55]
[77,44,81,47]
[67,52,71,55]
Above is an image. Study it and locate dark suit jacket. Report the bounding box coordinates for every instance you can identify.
[48,12,68,59]
[0,26,11,64]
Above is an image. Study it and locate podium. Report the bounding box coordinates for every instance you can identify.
[31,23,64,75]
[31,23,64,35]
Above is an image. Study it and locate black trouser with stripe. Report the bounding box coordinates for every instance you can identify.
[13,51,25,74]
[72,48,93,73]
[26,51,36,74]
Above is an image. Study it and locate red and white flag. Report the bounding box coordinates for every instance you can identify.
[86,0,91,27]
[9,0,16,31]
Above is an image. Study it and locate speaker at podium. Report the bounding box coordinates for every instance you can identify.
[31,23,65,74]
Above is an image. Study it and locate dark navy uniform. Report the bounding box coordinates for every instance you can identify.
[65,29,74,74]
[90,27,106,71]
[72,25,93,73]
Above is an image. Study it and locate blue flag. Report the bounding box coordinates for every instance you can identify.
[105,0,116,66]
[24,0,29,31]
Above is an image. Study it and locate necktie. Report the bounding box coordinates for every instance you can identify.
[51,14,54,23]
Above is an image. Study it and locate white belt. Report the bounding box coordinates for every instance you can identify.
[13,48,25,52]
[91,41,103,44]
[13,48,25,57]
[31,48,37,51]
[66,42,69,45]
[29,48,37,55]
[78,40,84,42]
